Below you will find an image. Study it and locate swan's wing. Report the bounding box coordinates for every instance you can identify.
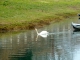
[39,31,48,35]
[72,22,80,25]
[39,31,49,38]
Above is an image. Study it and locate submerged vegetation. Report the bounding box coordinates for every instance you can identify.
[0,0,80,32]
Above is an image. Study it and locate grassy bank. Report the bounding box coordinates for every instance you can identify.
[0,0,80,32]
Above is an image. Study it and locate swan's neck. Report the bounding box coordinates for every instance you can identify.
[35,28,39,35]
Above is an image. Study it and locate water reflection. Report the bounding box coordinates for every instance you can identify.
[0,20,80,60]
[10,48,33,60]
[0,30,53,60]
[72,30,80,60]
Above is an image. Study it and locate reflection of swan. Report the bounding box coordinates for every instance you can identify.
[73,31,80,37]
[35,28,49,38]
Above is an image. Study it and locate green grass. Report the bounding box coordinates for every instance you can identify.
[0,0,80,31]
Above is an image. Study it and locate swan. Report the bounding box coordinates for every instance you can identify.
[35,28,49,38]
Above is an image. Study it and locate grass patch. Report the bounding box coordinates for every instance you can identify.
[0,0,80,32]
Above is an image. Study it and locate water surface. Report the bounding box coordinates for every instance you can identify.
[0,17,80,60]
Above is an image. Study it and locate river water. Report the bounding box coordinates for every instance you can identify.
[0,17,80,60]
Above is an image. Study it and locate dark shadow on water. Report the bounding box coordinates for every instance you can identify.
[72,29,80,38]
[9,49,33,60]
[73,30,80,32]
[73,29,80,33]
[73,30,80,34]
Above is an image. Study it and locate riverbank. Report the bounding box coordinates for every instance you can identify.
[0,0,80,32]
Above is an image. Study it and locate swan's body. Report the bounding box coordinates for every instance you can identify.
[35,28,49,38]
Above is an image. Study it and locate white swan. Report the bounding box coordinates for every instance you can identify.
[35,28,49,38]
